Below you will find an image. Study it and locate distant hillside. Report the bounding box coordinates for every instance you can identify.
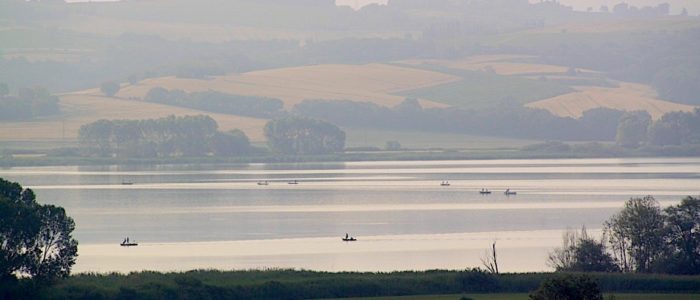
[3,57,693,145]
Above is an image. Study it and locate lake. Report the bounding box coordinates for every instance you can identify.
[1,157,698,273]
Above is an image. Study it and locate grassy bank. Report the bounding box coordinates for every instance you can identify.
[4,270,700,300]
[330,294,699,300]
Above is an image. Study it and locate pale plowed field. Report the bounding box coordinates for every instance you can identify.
[115,63,459,109]
[0,94,267,142]
[527,83,696,119]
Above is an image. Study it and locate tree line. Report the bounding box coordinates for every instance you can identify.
[78,115,251,158]
[144,87,284,118]
[264,116,345,155]
[294,98,624,141]
[0,83,60,121]
[78,115,346,158]
[616,108,700,149]
[549,196,700,275]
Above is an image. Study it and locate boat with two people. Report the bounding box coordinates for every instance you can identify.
[120,237,138,247]
[479,188,492,195]
[342,233,357,242]
[440,181,451,187]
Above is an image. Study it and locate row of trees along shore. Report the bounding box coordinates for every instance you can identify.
[616,109,700,148]
[78,115,345,158]
[78,115,251,158]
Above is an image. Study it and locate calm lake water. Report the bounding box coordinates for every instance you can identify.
[1,158,699,273]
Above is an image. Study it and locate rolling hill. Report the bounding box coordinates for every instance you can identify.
[0,56,695,145]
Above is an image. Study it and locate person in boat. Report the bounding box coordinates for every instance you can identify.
[345,233,349,239]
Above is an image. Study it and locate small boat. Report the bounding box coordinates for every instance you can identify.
[342,233,357,242]
[479,189,492,195]
[120,237,138,247]
[121,181,134,186]
[257,181,269,186]
[504,189,517,196]
[440,181,451,186]
[288,180,299,185]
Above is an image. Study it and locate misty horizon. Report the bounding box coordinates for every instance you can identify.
[1,0,699,297]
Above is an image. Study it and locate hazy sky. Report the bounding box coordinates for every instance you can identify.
[63,0,699,14]
[553,0,699,14]
[337,0,698,14]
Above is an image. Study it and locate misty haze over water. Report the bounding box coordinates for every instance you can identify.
[3,0,700,287]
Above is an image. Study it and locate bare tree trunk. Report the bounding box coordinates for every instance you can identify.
[481,241,499,274]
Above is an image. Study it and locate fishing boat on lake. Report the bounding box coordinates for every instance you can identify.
[504,189,517,196]
[440,181,451,186]
[479,188,492,195]
[120,237,138,247]
[257,181,269,186]
[342,233,357,242]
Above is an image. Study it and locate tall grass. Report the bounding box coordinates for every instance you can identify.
[7,270,698,300]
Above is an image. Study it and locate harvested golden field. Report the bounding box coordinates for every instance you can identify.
[0,95,267,142]
[1,63,459,143]
[527,83,696,119]
[115,63,459,109]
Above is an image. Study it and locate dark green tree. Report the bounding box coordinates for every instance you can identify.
[264,117,345,155]
[78,115,220,158]
[211,129,251,156]
[647,111,693,146]
[78,119,114,157]
[616,111,651,148]
[605,196,665,273]
[0,182,39,280]
[100,81,121,97]
[26,204,78,281]
[569,239,620,273]
[658,197,700,274]
[529,274,603,300]
[549,227,619,273]
[0,178,78,282]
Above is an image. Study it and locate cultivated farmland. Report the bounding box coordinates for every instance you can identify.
[0,94,267,142]
[114,63,459,108]
[527,82,696,119]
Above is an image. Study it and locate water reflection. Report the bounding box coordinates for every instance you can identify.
[0,158,698,273]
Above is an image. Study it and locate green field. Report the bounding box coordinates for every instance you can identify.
[333,294,700,300]
[395,65,572,110]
